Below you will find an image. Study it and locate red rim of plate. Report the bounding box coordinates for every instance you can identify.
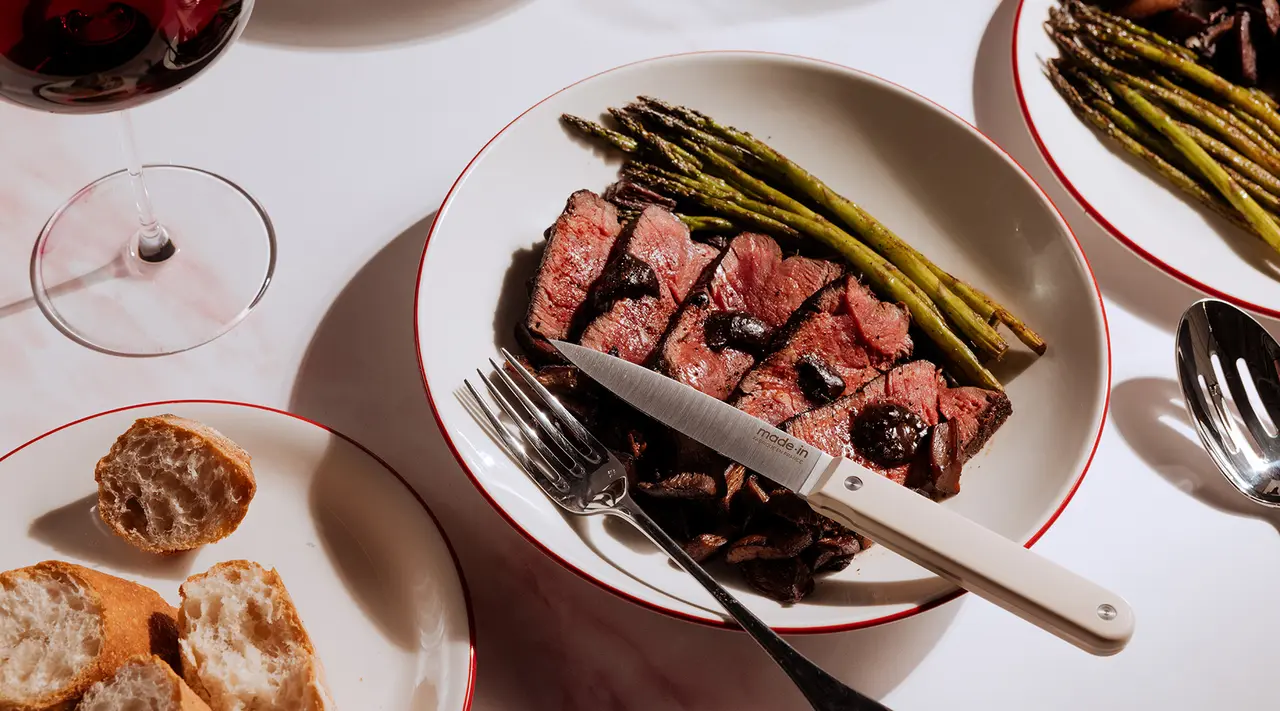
[1012,0,1280,320]
[0,400,477,710]
[414,50,1113,634]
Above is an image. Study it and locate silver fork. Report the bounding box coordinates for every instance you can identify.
[464,349,892,711]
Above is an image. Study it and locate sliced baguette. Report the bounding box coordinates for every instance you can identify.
[78,655,211,711]
[178,561,333,711]
[95,415,256,554]
[0,561,179,711]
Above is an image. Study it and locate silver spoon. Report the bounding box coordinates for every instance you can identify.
[1176,299,1280,506]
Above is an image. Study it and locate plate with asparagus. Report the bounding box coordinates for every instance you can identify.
[416,52,1109,631]
[1016,0,1280,316]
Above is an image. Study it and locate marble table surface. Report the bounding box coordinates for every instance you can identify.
[2,0,1273,708]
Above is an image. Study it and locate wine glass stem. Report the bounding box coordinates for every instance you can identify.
[119,111,172,261]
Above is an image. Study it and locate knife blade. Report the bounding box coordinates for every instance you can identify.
[550,339,1135,656]
[550,341,833,495]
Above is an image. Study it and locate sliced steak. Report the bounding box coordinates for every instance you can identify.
[657,232,842,400]
[579,206,719,363]
[927,386,1013,496]
[525,190,623,342]
[785,361,1010,494]
[733,275,913,426]
[785,361,944,485]
[939,386,1013,460]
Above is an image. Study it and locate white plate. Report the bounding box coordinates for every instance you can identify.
[0,401,475,710]
[1015,0,1280,318]
[416,51,1110,632]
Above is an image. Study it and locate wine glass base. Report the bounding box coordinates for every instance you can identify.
[31,165,276,356]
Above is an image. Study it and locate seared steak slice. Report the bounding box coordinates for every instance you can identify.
[785,361,1010,494]
[785,361,944,485]
[927,386,1013,496]
[657,232,842,399]
[939,386,1013,460]
[733,275,913,426]
[525,190,623,342]
[579,206,719,363]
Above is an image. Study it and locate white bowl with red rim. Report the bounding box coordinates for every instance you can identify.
[416,51,1110,632]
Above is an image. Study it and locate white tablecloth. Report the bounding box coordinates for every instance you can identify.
[2,0,1267,708]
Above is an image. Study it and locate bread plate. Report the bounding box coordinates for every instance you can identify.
[1014,0,1280,317]
[416,51,1110,632]
[0,400,475,710]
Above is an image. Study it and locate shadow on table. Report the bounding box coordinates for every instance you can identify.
[289,218,957,708]
[1110,376,1280,531]
[972,0,1207,334]
[28,493,198,580]
[244,0,530,50]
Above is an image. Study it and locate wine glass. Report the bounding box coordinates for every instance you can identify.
[0,0,273,355]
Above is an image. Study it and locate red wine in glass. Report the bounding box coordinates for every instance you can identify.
[0,0,274,357]
[0,0,245,113]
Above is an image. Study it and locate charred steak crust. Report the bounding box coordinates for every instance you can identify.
[782,363,1011,498]
[960,390,1012,460]
[655,233,842,400]
[525,190,624,343]
[731,274,913,426]
[783,360,944,486]
[579,206,721,364]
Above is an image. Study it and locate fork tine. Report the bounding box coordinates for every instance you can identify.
[463,379,570,493]
[500,348,604,462]
[489,358,592,464]
[476,370,580,483]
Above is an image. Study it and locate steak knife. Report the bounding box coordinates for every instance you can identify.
[552,340,1134,655]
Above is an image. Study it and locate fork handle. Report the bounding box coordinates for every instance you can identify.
[613,496,892,711]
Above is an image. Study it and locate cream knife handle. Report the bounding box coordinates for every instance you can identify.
[806,458,1134,655]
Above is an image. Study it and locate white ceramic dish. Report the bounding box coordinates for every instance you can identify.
[0,401,475,710]
[416,51,1110,632]
[1015,0,1280,318]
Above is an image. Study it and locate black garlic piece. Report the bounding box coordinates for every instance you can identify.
[704,311,772,354]
[795,354,845,404]
[592,253,660,311]
[851,403,929,468]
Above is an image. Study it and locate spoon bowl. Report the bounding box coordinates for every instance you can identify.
[1176,299,1280,507]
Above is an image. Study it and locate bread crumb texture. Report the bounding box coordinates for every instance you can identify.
[79,656,175,711]
[179,562,330,711]
[96,415,255,554]
[0,565,102,704]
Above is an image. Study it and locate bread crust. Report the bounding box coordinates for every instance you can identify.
[0,562,179,711]
[80,656,211,711]
[178,561,332,711]
[95,415,256,554]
